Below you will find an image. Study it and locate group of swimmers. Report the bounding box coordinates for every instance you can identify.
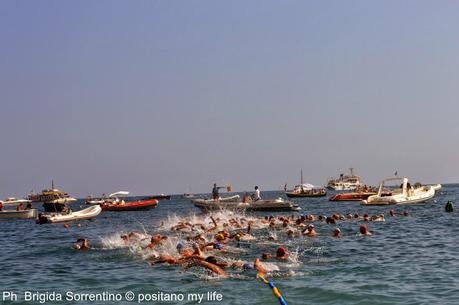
[73,208,409,279]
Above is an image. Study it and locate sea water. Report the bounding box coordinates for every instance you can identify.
[1,185,459,305]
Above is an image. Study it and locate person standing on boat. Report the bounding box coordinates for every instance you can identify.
[212,183,225,202]
[0,201,3,211]
[252,186,261,201]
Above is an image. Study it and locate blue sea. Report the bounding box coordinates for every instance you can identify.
[1,185,459,305]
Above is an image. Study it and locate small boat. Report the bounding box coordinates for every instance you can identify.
[101,199,158,211]
[183,193,195,199]
[2,197,32,205]
[147,194,171,200]
[191,195,240,204]
[327,168,361,191]
[285,170,327,198]
[329,191,377,201]
[193,197,300,211]
[0,209,37,219]
[361,178,436,206]
[86,191,129,205]
[37,205,102,224]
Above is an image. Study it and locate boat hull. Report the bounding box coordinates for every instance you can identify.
[285,192,326,198]
[362,187,435,206]
[0,209,37,219]
[101,199,158,211]
[37,206,102,224]
[193,199,300,212]
[329,192,377,201]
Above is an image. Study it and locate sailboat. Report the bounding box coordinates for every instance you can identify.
[285,170,327,198]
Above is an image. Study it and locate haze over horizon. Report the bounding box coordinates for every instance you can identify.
[1,1,459,198]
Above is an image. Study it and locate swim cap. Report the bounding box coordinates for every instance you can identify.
[176,243,184,250]
[213,243,222,250]
[308,224,314,229]
[205,256,218,265]
[235,234,241,241]
[243,263,255,270]
[215,233,225,241]
[276,247,287,257]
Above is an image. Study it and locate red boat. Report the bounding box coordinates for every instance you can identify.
[101,199,158,211]
[329,192,377,201]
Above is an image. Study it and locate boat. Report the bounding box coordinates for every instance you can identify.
[0,209,37,219]
[183,193,195,199]
[191,195,240,204]
[193,197,300,211]
[285,169,327,198]
[28,180,75,203]
[361,178,437,206]
[2,198,32,205]
[42,197,77,212]
[329,191,377,201]
[147,194,171,200]
[101,199,158,211]
[37,205,102,224]
[85,191,129,205]
[327,168,361,191]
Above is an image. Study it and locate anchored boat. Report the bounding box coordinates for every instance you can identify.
[361,178,438,206]
[193,197,300,211]
[327,168,361,191]
[285,169,327,198]
[0,209,37,219]
[101,199,158,211]
[37,205,102,224]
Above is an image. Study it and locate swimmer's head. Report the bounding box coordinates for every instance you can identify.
[213,242,222,250]
[262,253,272,260]
[205,256,218,265]
[276,247,287,258]
[176,243,184,251]
[360,224,369,235]
[334,228,341,237]
[243,263,255,270]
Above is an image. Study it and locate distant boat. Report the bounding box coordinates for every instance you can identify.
[285,169,327,198]
[191,195,240,204]
[183,193,195,199]
[145,194,171,200]
[0,209,37,219]
[2,198,32,205]
[85,191,129,205]
[327,168,361,191]
[362,178,438,206]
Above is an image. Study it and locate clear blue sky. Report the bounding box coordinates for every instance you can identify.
[1,1,459,197]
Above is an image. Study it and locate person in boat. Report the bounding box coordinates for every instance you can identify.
[251,186,261,201]
[74,238,90,250]
[212,183,225,201]
[25,202,33,210]
[0,201,3,211]
[359,224,372,236]
[16,203,24,211]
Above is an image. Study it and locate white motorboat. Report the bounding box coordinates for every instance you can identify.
[37,205,102,224]
[327,168,361,191]
[2,198,32,205]
[362,178,436,206]
[193,197,300,211]
[0,209,37,219]
[85,191,129,205]
[191,195,240,204]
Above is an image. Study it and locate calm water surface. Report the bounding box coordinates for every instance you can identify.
[1,185,459,305]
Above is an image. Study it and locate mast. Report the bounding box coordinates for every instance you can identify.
[349,168,354,176]
[301,169,303,185]
[52,179,55,190]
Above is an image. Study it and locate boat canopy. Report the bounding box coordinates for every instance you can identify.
[294,183,315,189]
[109,191,130,197]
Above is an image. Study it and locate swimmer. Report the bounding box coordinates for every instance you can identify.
[359,224,372,236]
[73,238,90,250]
[333,228,341,238]
[303,224,316,237]
[146,234,167,250]
[389,209,396,217]
[275,247,289,260]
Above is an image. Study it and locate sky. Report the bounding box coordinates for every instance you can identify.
[1,1,459,198]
